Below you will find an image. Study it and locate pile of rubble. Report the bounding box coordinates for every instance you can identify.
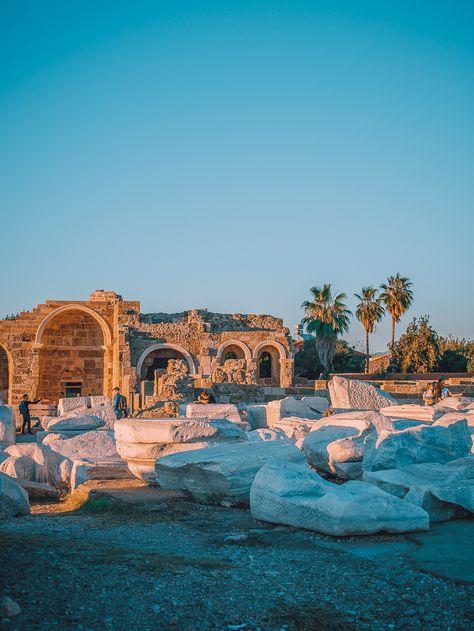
[0,396,132,517]
[1,375,473,537]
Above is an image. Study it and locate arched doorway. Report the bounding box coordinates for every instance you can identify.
[253,342,287,386]
[137,344,196,382]
[37,309,107,402]
[258,351,272,379]
[0,345,10,403]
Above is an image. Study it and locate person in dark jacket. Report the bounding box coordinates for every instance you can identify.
[19,394,41,434]
[112,387,127,419]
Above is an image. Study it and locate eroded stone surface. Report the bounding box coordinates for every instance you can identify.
[266,397,322,423]
[250,460,429,536]
[46,416,106,432]
[329,376,397,410]
[363,419,472,471]
[363,457,474,521]
[155,441,304,506]
[0,472,30,519]
[0,402,15,448]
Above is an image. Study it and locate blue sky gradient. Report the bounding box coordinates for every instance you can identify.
[1,1,473,351]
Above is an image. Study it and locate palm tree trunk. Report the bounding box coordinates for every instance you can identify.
[366,330,370,373]
[391,317,395,350]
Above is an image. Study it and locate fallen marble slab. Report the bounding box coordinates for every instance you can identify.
[70,459,134,492]
[114,418,248,483]
[363,457,474,521]
[250,460,429,536]
[302,419,370,480]
[266,397,323,423]
[245,405,268,429]
[155,441,304,506]
[363,419,472,472]
[183,403,250,429]
[379,404,446,422]
[46,415,106,432]
[434,396,474,411]
[267,416,321,441]
[0,471,30,519]
[0,402,15,449]
[301,413,409,480]
[329,376,397,410]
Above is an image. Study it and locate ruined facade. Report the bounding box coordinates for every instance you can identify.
[0,290,294,404]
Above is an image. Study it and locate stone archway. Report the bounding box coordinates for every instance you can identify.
[136,344,197,381]
[216,340,252,365]
[36,308,109,401]
[0,344,12,404]
[252,341,287,386]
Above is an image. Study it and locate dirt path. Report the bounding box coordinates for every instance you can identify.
[1,485,473,630]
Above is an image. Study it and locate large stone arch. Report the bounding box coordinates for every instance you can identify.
[35,306,112,401]
[0,343,13,404]
[216,339,252,364]
[35,304,112,347]
[136,343,197,380]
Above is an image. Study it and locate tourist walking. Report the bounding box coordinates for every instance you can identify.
[112,387,127,419]
[19,394,41,434]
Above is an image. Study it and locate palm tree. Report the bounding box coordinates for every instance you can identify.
[379,274,414,350]
[354,287,385,373]
[302,284,351,378]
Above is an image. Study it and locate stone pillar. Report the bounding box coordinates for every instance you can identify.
[279,358,294,389]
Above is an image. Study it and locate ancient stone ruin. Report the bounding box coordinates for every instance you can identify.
[0,290,293,410]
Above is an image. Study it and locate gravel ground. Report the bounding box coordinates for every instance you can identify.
[0,487,473,631]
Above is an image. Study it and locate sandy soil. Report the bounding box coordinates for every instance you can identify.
[0,482,473,630]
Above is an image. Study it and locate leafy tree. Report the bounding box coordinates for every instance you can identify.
[393,316,439,372]
[380,274,414,349]
[302,284,351,378]
[437,337,474,372]
[354,286,385,373]
[294,338,323,380]
[332,340,366,373]
[294,338,364,379]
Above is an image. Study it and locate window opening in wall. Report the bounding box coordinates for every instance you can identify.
[224,351,238,361]
[64,382,82,398]
[259,352,272,379]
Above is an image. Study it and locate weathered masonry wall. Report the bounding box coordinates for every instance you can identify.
[0,291,294,404]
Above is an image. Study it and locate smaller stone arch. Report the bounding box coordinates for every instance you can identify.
[251,340,288,361]
[216,339,252,364]
[136,343,197,379]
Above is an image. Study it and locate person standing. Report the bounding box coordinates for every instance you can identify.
[112,387,127,419]
[422,383,435,407]
[19,394,41,434]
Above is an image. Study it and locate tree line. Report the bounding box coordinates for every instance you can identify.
[300,273,413,377]
[298,274,473,378]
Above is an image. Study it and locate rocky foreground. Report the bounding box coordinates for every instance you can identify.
[1,377,474,629]
[0,484,473,631]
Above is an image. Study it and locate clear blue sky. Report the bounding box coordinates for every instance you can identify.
[1,1,473,351]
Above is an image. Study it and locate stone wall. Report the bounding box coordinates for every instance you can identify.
[0,291,294,404]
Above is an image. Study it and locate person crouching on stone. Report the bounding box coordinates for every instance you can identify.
[196,390,210,404]
[196,390,216,404]
[19,394,41,434]
[112,387,127,419]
